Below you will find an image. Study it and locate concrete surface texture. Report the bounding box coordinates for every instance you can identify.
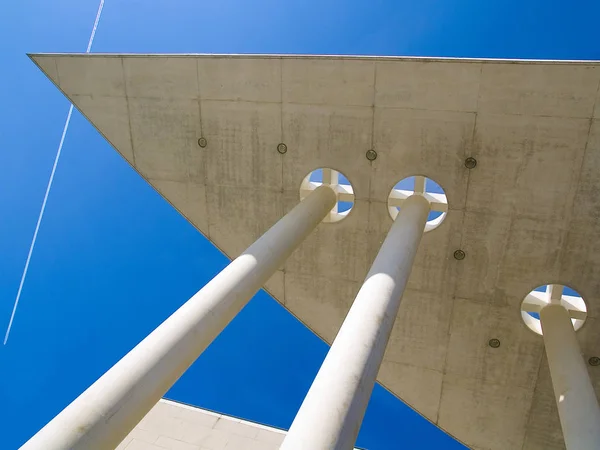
[31,54,600,450]
[117,399,287,450]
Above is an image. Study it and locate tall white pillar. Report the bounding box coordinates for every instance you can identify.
[540,303,600,450]
[23,186,337,450]
[281,194,430,450]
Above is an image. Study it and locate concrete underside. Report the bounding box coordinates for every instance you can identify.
[31,54,600,450]
[118,399,287,450]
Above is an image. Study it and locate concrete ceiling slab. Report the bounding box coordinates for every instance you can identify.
[129,97,203,182]
[374,60,481,111]
[438,372,535,450]
[71,94,135,163]
[371,107,474,208]
[282,103,373,198]
[478,63,598,118]
[30,53,600,450]
[57,55,125,97]
[282,59,374,107]
[124,57,199,100]
[378,360,444,422]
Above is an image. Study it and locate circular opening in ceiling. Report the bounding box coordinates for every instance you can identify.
[387,176,448,232]
[520,284,587,335]
[300,168,355,223]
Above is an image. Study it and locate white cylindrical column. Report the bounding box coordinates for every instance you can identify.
[23,186,337,450]
[281,194,430,450]
[540,303,600,450]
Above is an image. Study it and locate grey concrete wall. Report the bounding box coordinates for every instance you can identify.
[116,399,286,450]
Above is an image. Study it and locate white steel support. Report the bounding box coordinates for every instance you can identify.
[23,186,337,450]
[281,194,430,450]
[540,303,600,450]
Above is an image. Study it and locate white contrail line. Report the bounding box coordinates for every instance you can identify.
[4,0,106,345]
[87,0,105,53]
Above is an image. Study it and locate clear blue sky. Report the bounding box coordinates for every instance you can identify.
[1,1,598,449]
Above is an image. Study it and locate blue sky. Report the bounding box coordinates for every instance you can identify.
[1,1,599,449]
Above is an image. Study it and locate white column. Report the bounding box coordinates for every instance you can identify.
[281,194,430,450]
[23,186,337,450]
[540,303,600,450]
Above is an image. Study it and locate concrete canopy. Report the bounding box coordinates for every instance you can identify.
[30,54,600,450]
